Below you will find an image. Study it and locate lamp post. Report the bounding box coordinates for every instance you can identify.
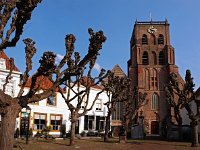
[25,106,31,144]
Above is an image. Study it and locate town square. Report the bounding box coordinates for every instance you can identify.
[0,0,200,149]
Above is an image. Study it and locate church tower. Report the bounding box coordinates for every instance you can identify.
[128,20,181,135]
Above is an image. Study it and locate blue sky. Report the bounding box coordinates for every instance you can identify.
[5,0,200,89]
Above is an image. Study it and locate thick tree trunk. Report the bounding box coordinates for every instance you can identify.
[104,112,111,142]
[70,121,76,146]
[191,120,199,147]
[69,111,78,147]
[0,103,21,150]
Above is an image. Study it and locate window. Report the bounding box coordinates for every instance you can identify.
[99,116,105,130]
[47,96,56,106]
[151,77,158,87]
[112,102,123,120]
[158,34,164,44]
[96,99,102,111]
[84,115,95,130]
[0,58,6,69]
[144,69,150,90]
[142,34,148,45]
[34,113,46,130]
[159,51,165,65]
[96,116,105,130]
[50,115,62,130]
[142,51,149,65]
[152,93,158,110]
[151,69,158,89]
[88,116,95,130]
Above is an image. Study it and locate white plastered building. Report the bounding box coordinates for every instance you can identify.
[0,51,109,137]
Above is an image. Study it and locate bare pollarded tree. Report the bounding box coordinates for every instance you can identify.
[123,86,147,137]
[0,0,42,50]
[102,73,130,142]
[165,74,183,140]
[0,28,107,149]
[166,70,199,147]
[58,30,109,146]
[102,73,147,142]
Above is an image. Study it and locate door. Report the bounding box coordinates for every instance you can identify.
[151,121,159,134]
[20,112,30,137]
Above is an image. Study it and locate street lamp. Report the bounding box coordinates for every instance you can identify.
[25,106,31,144]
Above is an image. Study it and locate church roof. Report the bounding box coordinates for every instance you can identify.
[111,64,126,77]
[134,19,169,25]
[195,87,200,97]
[0,51,19,72]
[103,64,126,84]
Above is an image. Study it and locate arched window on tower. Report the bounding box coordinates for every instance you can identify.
[142,51,149,65]
[151,69,158,90]
[144,69,150,90]
[142,34,148,45]
[152,52,157,65]
[152,93,158,110]
[159,51,165,65]
[158,34,164,44]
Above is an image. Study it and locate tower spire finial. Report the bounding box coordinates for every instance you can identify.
[150,12,152,21]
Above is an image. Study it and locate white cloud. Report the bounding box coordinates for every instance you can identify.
[56,54,64,61]
[93,63,101,72]
[55,54,64,64]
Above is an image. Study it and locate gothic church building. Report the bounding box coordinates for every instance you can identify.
[128,20,182,135]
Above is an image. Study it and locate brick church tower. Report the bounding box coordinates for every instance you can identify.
[128,20,182,135]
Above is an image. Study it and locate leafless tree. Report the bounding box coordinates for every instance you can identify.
[58,30,109,146]
[165,73,183,126]
[0,27,107,150]
[0,0,42,50]
[102,74,147,142]
[0,1,41,149]
[166,70,199,147]
[123,86,147,136]
[0,1,108,149]
[102,73,130,142]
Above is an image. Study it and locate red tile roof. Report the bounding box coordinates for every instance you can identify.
[0,51,19,72]
[24,75,103,91]
[24,75,54,90]
[79,76,103,90]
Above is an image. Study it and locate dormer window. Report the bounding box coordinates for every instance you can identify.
[96,99,102,111]
[0,58,6,70]
[47,96,56,106]
[142,34,148,45]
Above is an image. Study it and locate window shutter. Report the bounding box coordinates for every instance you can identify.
[84,115,88,130]
[96,116,100,130]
